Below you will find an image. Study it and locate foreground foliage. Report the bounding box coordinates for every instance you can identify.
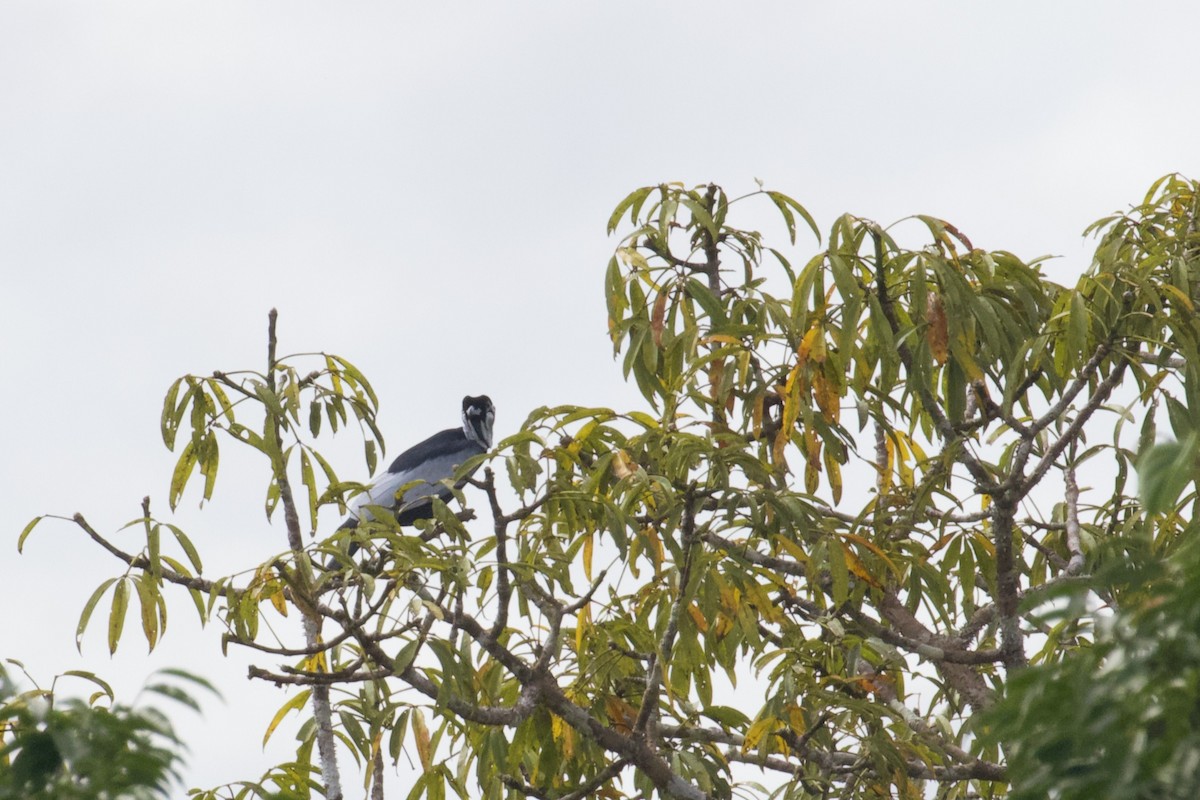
[0,666,212,800]
[985,531,1200,800]
[18,175,1200,798]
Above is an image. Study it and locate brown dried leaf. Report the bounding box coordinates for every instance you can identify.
[927,291,949,365]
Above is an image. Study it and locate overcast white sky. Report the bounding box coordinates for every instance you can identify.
[3,2,1199,795]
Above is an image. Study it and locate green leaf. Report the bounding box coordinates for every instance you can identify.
[686,278,725,324]
[60,670,115,703]
[328,354,379,409]
[702,705,751,728]
[134,576,160,651]
[308,400,322,437]
[680,195,718,238]
[164,524,204,574]
[225,422,267,453]
[828,541,849,606]
[168,440,197,511]
[264,690,312,746]
[76,578,117,652]
[365,439,378,476]
[199,435,219,502]
[254,382,286,420]
[1067,291,1088,360]
[1138,434,1198,515]
[766,190,821,244]
[1166,394,1194,439]
[300,450,318,532]
[147,522,161,582]
[17,515,43,552]
[607,186,653,234]
[207,377,235,422]
[393,639,421,674]
[108,578,130,655]
[160,378,183,448]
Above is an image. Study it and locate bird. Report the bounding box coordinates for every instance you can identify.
[334,394,494,558]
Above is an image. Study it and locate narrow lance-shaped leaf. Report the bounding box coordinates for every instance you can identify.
[300,449,318,532]
[108,578,129,655]
[17,515,42,553]
[264,689,312,746]
[134,576,160,651]
[1138,434,1198,515]
[169,440,197,511]
[76,577,117,652]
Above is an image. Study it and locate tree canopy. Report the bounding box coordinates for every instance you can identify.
[17,174,1200,799]
[0,665,214,800]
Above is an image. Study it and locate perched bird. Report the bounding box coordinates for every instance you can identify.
[337,395,494,555]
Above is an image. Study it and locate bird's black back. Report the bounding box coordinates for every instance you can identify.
[385,427,470,475]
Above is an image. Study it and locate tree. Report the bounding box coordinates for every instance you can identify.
[0,664,213,800]
[18,174,1200,799]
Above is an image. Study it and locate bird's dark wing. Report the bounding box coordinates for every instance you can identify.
[384,428,466,474]
[346,427,486,524]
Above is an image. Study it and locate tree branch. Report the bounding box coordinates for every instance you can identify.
[265,308,342,800]
[1063,462,1085,575]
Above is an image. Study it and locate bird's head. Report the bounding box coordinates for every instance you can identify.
[462,395,495,448]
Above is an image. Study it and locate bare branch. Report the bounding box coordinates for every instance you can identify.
[70,513,219,595]
[868,228,998,494]
[501,759,631,800]
[266,308,342,800]
[482,468,513,640]
[637,495,700,735]
[1019,360,1127,497]
[1064,463,1085,575]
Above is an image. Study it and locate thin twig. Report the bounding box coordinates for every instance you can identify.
[1063,463,1085,575]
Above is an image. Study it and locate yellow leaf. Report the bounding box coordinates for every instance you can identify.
[709,359,725,402]
[300,645,328,674]
[605,696,638,734]
[812,370,840,423]
[651,288,669,347]
[879,436,894,492]
[772,535,809,563]
[841,542,881,588]
[797,329,813,365]
[611,449,636,480]
[971,530,996,557]
[583,533,594,582]
[412,708,432,771]
[644,526,664,572]
[890,431,914,487]
[926,291,949,365]
[688,603,710,633]
[555,716,576,758]
[617,246,650,270]
[576,605,591,655]
[269,585,288,617]
[826,455,843,504]
[262,690,311,746]
[701,334,743,346]
[569,420,600,454]
[772,428,790,471]
[797,324,825,364]
[805,461,819,494]
[743,716,778,751]
[840,532,902,579]
[805,429,821,466]
[1161,284,1200,311]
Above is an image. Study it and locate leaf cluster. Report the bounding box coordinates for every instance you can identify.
[0,665,214,800]
[19,176,1200,800]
